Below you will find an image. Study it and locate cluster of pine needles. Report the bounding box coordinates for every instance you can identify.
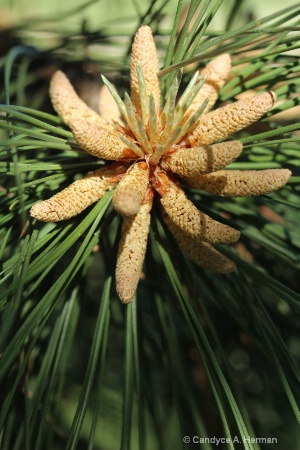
[0,1,300,449]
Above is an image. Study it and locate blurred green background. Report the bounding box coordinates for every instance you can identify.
[2,0,299,31]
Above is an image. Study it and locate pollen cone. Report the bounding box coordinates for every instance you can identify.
[156,174,240,244]
[50,70,112,130]
[185,169,292,196]
[162,211,236,273]
[112,162,149,217]
[71,119,137,161]
[30,164,126,222]
[98,83,123,124]
[161,141,243,177]
[116,194,153,303]
[130,25,160,116]
[187,53,231,115]
[187,91,276,146]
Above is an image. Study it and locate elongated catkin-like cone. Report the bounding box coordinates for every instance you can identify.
[188,54,231,115]
[112,162,149,216]
[116,194,153,303]
[162,211,235,273]
[71,119,137,161]
[161,141,243,176]
[187,92,276,146]
[30,163,127,222]
[50,71,112,130]
[184,168,292,196]
[98,84,123,124]
[154,172,240,244]
[130,25,160,115]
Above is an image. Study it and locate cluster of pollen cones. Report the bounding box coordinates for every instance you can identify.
[30,25,291,303]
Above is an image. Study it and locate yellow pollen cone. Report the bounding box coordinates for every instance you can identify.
[187,91,276,146]
[116,195,153,303]
[49,70,112,130]
[156,173,240,244]
[161,141,243,176]
[130,25,160,116]
[185,168,292,196]
[71,119,137,161]
[98,83,123,124]
[30,164,127,222]
[162,211,236,273]
[112,162,150,217]
[188,53,231,115]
